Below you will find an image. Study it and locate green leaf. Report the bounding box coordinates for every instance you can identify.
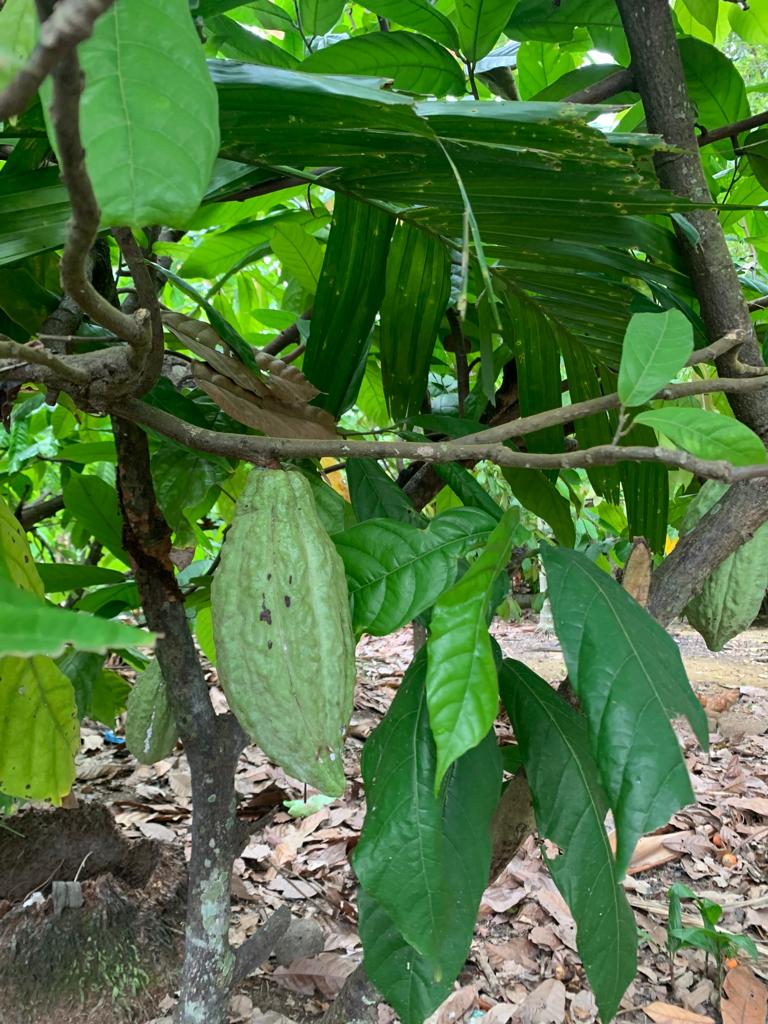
[745,127,768,191]
[90,670,131,729]
[304,195,394,415]
[0,580,153,657]
[0,655,78,801]
[36,564,126,593]
[346,459,421,525]
[62,472,129,564]
[426,509,516,786]
[456,0,517,62]
[542,546,709,878]
[334,508,497,635]
[681,0,719,37]
[270,222,324,292]
[501,288,564,454]
[618,422,669,554]
[728,4,768,44]
[207,14,300,68]
[360,0,459,49]
[0,492,44,597]
[355,652,501,1020]
[151,447,230,532]
[506,0,620,42]
[0,168,69,268]
[299,0,346,35]
[379,221,451,420]
[0,0,35,92]
[633,408,767,467]
[500,659,637,1021]
[432,464,506,521]
[678,37,750,139]
[617,310,694,407]
[302,32,466,96]
[42,0,220,228]
[502,466,575,547]
[195,605,217,666]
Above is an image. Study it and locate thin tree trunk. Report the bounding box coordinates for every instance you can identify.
[113,418,248,1024]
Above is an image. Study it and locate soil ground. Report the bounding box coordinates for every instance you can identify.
[6,618,768,1024]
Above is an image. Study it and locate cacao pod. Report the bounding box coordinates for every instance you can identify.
[682,481,768,652]
[211,468,355,796]
[125,659,178,764]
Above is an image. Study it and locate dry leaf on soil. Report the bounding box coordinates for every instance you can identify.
[272,952,357,998]
[426,984,477,1023]
[643,1002,714,1023]
[511,978,566,1024]
[721,966,768,1024]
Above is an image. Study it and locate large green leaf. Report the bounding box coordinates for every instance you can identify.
[355,652,501,1020]
[379,221,450,420]
[346,459,421,524]
[506,0,620,42]
[0,655,78,801]
[151,447,231,532]
[617,310,694,407]
[456,0,516,62]
[426,509,516,786]
[729,4,768,44]
[500,660,637,1021]
[678,37,750,140]
[304,195,394,415]
[62,472,128,564]
[334,508,497,635]
[542,547,709,878]
[42,0,219,227]
[0,580,153,657]
[299,0,346,35]
[634,408,767,467]
[360,0,459,49]
[302,32,466,96]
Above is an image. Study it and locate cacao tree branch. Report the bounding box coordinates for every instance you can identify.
[698,108,768,148]
[0,338,90,383]
[47,44,152,356]
[16,494,65,528]
[0,0,114,121]
[113,394,768,483]
[231,906,292,987]
[563,68,636,104]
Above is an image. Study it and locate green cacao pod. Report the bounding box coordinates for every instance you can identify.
[682,482,768,652]
[125,659,178,764]
[211,468,355,796]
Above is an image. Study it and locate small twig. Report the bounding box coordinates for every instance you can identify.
[698,108,768,148]
[112,227,164,367]
[687,328,747,366]
[611,408,630,445]
[0,338,89,383]
[261,308,312,355]
[280,342,305,364]
[0,0,115,121]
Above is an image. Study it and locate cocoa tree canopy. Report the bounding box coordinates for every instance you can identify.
[1,1,767,1022]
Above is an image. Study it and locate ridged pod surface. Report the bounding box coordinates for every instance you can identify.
[212,469,355,795]
[125,658,178,764]
[682,482,768,652]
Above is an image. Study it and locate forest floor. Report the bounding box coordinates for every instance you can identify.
[13,619,768,1024]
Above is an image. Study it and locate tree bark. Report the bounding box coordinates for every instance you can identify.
[112,418,248,1024]
[616,0,768,621]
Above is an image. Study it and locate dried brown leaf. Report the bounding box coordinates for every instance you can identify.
[721,966,768,1024]
[427,984,477,1023]
[272,952,356,998]
[643,1002,714,1023]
